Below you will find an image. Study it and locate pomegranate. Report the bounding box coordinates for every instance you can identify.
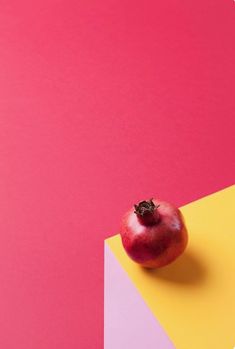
[120,198,188,268]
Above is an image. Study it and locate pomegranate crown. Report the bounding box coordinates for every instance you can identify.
[134,199,160,216]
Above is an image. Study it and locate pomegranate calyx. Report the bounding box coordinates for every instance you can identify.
[134,199,160,226]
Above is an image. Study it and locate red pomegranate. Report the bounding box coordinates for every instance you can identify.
[120,198,188,268]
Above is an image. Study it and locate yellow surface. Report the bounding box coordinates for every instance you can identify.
[106,185,235,349]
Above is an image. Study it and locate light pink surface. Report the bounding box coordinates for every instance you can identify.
[0,1,234,348]
[104,244,176,349]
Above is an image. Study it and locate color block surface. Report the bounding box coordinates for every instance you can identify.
[106,185,235,349]
[1,1,235,348]
[104,243,175,349]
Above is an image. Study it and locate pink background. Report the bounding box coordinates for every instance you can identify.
[0,0,234,348]
[105,244,176,348]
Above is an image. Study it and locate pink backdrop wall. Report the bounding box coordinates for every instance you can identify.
[0,0,234,348]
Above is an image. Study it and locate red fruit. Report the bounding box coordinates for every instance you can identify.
[120,198,188,268]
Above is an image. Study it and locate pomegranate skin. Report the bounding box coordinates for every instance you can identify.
[120,199,188,268]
